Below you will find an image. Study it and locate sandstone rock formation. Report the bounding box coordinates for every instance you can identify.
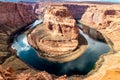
[78,2,120,51]
[0,2,36,44]
[78,2,120,80]
[0,2,36,74]
[0,65,67,80]
[43,5,78,39]
[80,4,120,30]
[1,1,120,80]
[0,2,36,52]
[27,5,87,62]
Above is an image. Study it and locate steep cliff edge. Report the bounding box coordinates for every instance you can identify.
[0,2,36,46]
[0,2,36,74]
[0,2,36,51]
[78,3,120,51]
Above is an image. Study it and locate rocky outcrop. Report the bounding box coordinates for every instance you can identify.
[0,65,67,80]
[43,5,78,39]
[27,5,87,62]
[80,4,120,30]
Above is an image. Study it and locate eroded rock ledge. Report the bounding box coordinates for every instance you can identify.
[27,5,87,62]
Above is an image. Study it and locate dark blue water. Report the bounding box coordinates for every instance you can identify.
[11,20,110,76]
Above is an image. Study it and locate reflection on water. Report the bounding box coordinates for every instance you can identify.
[11,20,110,76]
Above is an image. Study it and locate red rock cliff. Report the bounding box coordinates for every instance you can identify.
[0,2,36,66]
[0,2,36,52]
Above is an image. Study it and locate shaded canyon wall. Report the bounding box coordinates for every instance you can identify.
[0,2,36,73]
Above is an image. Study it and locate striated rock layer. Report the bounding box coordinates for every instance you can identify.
[0,2,36,74]
[0,2,36,53]
[28,5,87,62]
[80,3,120,31]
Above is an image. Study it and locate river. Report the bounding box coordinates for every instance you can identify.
[11,19,110,76]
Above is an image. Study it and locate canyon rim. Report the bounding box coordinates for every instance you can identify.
[0,1,120,80]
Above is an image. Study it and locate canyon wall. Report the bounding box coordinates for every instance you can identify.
[78,3,120,80]
[0,2,36,52]
[80,4,120,30]
[0,2,36,74]
[0,1,120,80]
[79,3,120,52]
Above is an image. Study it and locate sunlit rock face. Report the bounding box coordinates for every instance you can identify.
[44,5,78,39]
[80,4,120,51]
[80,4,120,30]
[79,3,120,80]
[28,5,87,62]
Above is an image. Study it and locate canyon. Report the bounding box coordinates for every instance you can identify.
[0,1,120,80]
[0,2,36,74]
